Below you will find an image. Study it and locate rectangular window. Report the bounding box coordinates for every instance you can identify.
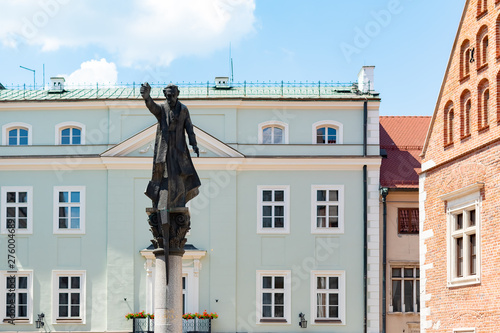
[398,208,419,234]
[310,271,345,325]
[1,187,33,234]
[0,271,32,323]
[311,185,344,234]
[390,266,419,313]
[52,271,85,324]
[450,206,478,285]
[257,186,290,234]
[256,271,291,324]
[53,186,85,234]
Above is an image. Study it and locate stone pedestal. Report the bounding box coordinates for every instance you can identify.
[147,207,190,333]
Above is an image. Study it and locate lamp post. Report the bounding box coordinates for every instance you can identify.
[20,66,36,89]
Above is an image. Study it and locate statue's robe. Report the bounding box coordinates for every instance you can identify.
[144,98,201,209]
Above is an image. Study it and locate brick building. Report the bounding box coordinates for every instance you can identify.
[420,0,500,332]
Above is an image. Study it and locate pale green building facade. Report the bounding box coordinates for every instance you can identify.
[0,67,381,333]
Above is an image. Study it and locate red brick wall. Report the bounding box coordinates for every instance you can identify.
[422,0,500,331]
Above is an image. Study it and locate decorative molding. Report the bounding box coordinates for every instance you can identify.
[1,122,32,146]
[101,124,243,158]
[54,121,86,145]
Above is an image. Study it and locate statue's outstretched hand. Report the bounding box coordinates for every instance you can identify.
[193,145,200,157]
[140,82,151,99]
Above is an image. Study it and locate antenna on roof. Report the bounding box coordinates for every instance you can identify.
[229,43,234,83]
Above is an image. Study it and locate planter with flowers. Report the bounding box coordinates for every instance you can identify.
[125,311,154,333]
[182,311,218,333]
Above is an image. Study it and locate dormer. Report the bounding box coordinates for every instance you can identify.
[214,77,230,89]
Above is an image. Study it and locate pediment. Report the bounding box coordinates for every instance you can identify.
[101,124,243,158]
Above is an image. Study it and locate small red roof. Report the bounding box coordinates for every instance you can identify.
[380,116,431,188]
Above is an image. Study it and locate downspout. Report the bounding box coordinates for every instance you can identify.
[363,100,368,157]
[380,187,389,333]
[363,165,368,333]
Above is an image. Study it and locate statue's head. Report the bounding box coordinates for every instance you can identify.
[163,84,180,108]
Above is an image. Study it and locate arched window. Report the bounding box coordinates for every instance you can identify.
[478,0,487,16]
[312,121,343,144]
[496,15,500,58]
[497,71,500,123]
[460,90,472,138]
[476,25,489,69]
[2,123,32,146]
[478,79,490,129]
[444,101,454,145]
[55,122,85,145]
[258,121,288,144]
[460,40,471,79]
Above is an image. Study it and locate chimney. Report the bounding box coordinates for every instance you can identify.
[214,76,230,89]
[49,77,65,93]
[358,66,375,94]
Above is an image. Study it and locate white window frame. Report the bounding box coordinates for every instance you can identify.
[1,186,33,235]
[182,267,200,314]
[441,184,482,287]
[256,270,291,325]
[258,121,289,144]
[0,271,33,324]
[257,185,290,234]
[52,270,86,324]
[389,265,420,313]
[53,186,86,235]
[311,185,344,234]
[312,120,343,144]
[2,122,32,146]
[55,122,86,145]
[310,270,346,325]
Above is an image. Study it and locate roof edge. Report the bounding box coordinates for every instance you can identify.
[421,0,470,158]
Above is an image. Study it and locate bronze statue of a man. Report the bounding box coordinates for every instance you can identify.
[140,82,201,209]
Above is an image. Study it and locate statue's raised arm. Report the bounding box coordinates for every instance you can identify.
[141,82,162,120]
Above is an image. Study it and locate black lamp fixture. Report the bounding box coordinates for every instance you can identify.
[299,312,307,328]
[35,313,44,329]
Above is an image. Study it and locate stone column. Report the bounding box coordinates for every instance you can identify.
[166,255,183,333]
[153,248,169,333]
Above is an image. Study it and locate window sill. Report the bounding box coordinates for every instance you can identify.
[478,125,489,133]
[259,319,288,324]
[477,63,488,73]
[2,318,30,324]
[448,276,480,288]
[257,229,290,235]
[314,319,343,324]
[311,228,344,235]
[476,10,488,19]
[459,74,470,84]
[460,134,472,141]
[55,318,84,324]
[444,142,454,149]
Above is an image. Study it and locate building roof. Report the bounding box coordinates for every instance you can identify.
[0,82,380,101]
[380,116,431,188]
[0,83,5,90]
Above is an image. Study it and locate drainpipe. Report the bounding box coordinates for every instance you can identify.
[380,187,389,333]
[363,165,368,333]
[363,101,368,157]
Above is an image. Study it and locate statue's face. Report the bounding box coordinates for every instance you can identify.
[164,88,177,107]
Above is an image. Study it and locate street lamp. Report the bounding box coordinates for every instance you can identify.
[20,66,36,89]
[35,313,44,329]
[299,312,307,328]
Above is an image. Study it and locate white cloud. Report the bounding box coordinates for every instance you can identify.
[0,0,256,67]
[62,59,118,86]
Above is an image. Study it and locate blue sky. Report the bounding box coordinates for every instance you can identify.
[0,0,465,116]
